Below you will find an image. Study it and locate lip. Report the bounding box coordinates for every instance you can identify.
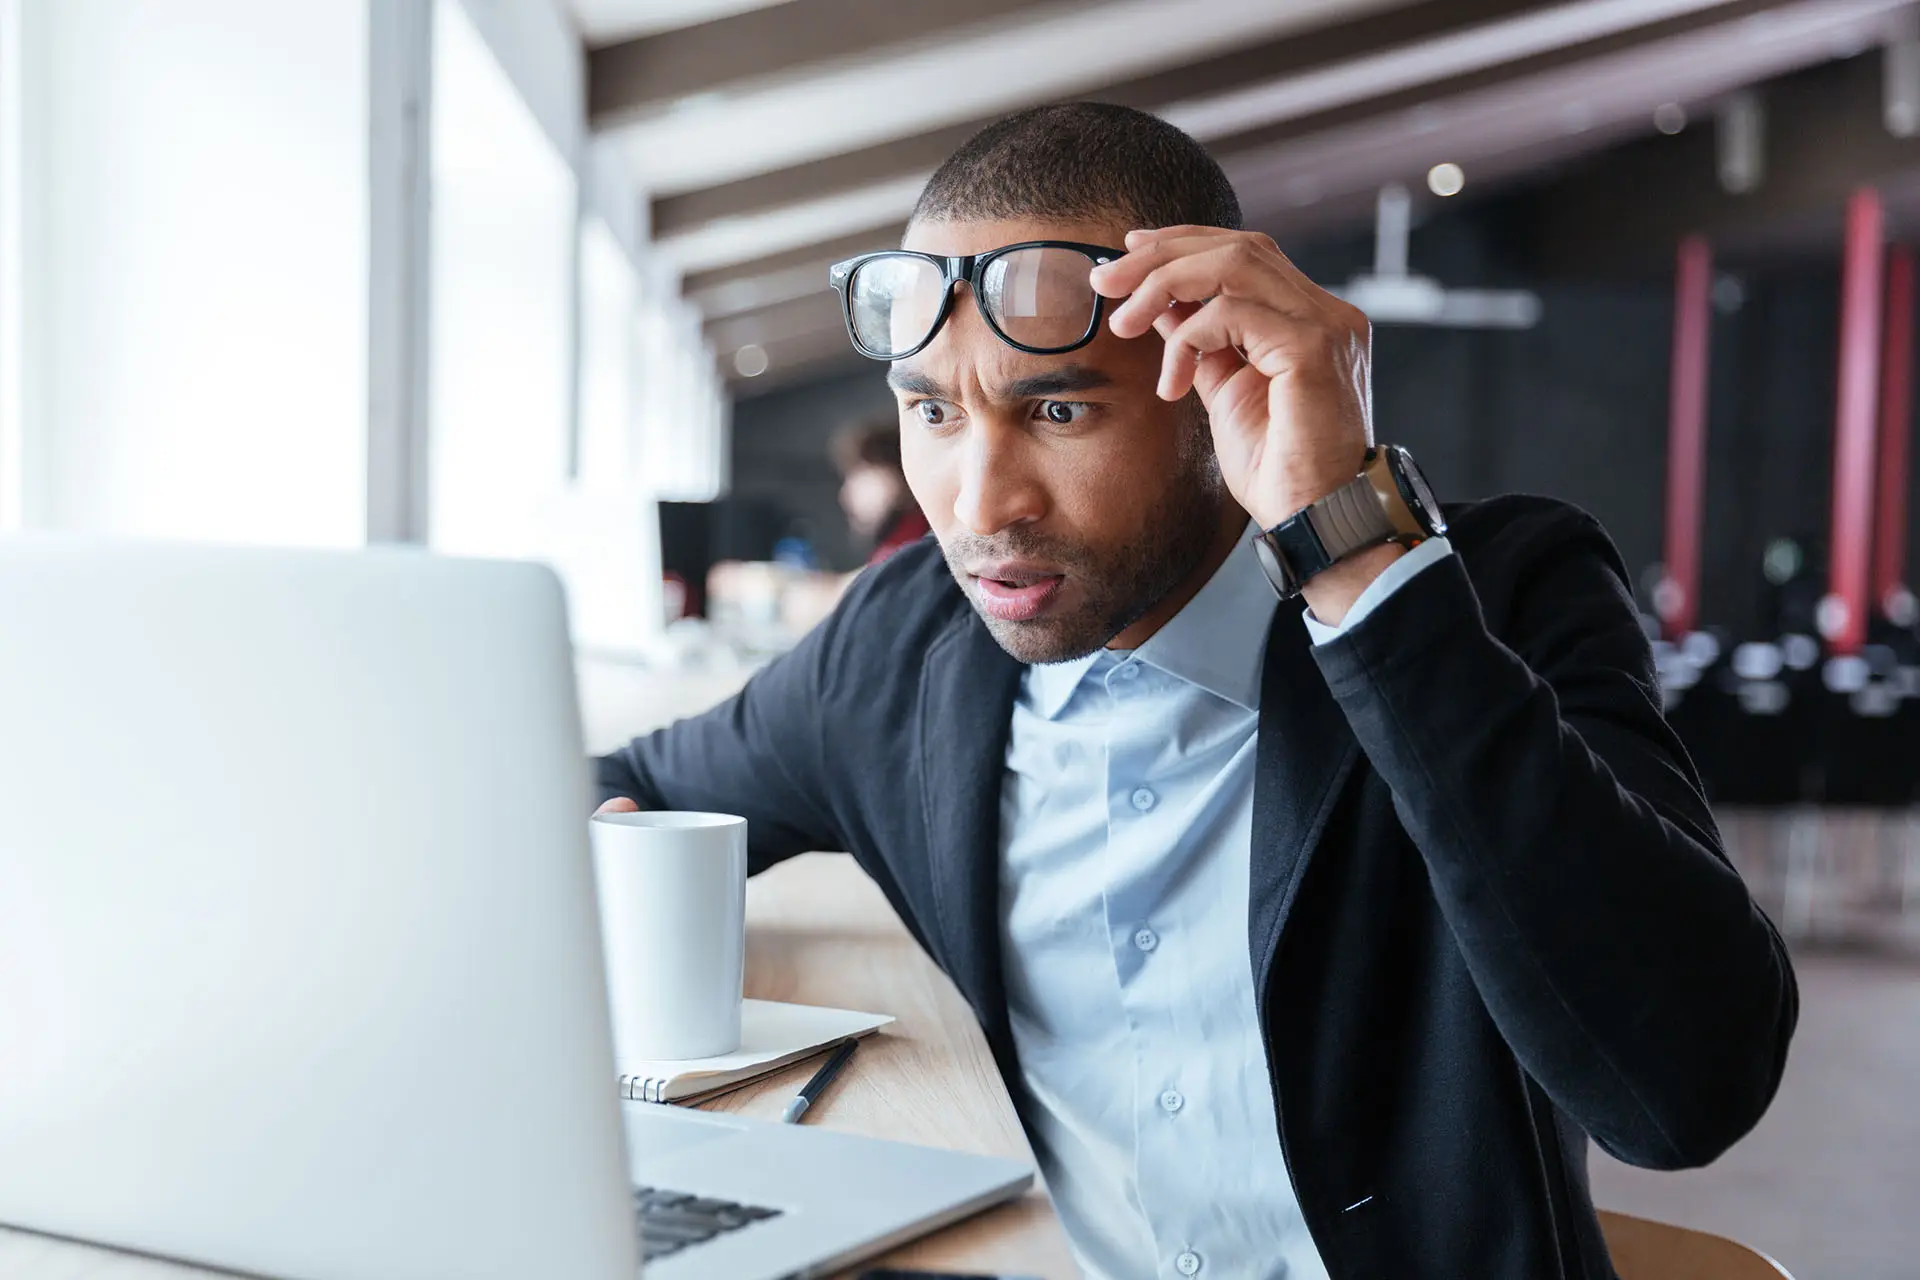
[970,563,1066,623]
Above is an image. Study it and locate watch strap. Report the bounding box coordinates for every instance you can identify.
[1253,457,1406,598]
[1306,473,1397,562]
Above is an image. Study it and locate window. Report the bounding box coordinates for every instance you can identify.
[6,0,370,545]
[576,215,637,494]
[638,298,727,503]
[427,0,575,561]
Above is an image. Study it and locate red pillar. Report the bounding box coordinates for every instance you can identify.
[1661,235,1712,639]
[1827,187,1885,655]
[1873,245,1914,616]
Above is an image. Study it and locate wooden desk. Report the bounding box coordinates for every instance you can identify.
[716,853,1076,1278]
[0,853,1075,1279]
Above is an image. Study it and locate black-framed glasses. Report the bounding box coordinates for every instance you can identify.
[828,240,1126,362]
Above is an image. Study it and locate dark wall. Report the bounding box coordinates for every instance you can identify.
[1700,267,1842,636]
[728,368,893,572]
[720,202,1918,636]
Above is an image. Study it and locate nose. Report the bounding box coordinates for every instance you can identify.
[952,416,1046,538]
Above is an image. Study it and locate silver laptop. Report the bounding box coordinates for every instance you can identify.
[0,534,1030,1280]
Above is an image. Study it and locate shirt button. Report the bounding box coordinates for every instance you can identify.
[1160,1089,1184,1114]
[1176,1250,1203,1276]
[1130,787,1156,812]
[1133,927,1158,952]
[1117,663,1141,681]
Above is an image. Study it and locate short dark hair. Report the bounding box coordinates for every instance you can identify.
[910,102,1242,234]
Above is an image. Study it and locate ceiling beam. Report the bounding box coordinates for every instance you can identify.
[653,0,1855,275]
[1534,51,1920,272]
[706,290,844,353]
[683,223,906,299]
[1216,0,1805,162]
[1224,0,1890,222]
[725,326,872,392]
[649,0,1546,235]
[589,0,1101,127]
[667,0,1836,294]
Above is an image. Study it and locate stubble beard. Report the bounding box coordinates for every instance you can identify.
[942,412,1229,665]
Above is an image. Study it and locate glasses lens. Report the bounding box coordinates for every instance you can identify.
[980,247,1101,351]
[849,255,946,357]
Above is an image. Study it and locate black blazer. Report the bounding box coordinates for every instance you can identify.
[598,495,1797,1279]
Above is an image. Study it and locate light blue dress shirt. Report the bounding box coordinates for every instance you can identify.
[997,530,1452,1280]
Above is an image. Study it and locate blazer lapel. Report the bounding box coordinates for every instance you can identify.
[917,611,1024,1052]
[1251,602,1361,996]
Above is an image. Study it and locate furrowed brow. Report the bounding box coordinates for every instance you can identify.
[1001,365,1114,400]
[886,368,949,398]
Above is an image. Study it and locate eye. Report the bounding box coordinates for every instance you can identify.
[1037,400,1089,426]
[908,398,960,428]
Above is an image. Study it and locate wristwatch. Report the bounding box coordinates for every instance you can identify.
[1252,444,1446,598]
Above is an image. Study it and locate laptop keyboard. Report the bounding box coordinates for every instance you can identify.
[633,1185,784,1262]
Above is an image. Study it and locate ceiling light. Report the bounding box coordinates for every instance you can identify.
[1654,102,1687,134]
[1712,274,1746,313]
[733,344,769,378]
[1426,163,1465,197]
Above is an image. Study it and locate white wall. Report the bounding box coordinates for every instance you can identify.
[15,0,370,546]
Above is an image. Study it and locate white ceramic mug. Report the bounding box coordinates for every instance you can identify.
[589,811,748,1062]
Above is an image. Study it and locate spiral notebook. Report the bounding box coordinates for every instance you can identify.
[616,999,893,1104]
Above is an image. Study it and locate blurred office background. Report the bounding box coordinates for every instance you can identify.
[4,0,1920,1274]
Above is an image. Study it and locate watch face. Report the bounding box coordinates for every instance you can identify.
[1252,530,1301,598]
[1388,446,1446,536]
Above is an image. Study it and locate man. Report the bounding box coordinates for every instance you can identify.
[599,103,1796,1279]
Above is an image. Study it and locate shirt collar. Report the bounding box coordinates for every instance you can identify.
[1025,647,1106,720]
[1023,522,1274,718]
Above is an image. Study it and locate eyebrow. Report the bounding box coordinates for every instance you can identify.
[886,367,948,397]
[885,364,1114,400]
[1003,366,1114,399]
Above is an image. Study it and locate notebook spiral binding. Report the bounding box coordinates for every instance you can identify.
[618,1075,671,1103]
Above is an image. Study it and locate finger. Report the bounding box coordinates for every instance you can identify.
[1158,324,1202,402]
[595,797,640,815]
[1109,240,1318,340]
[1150,301,1209,400]
[1093,230,1246,304]
[1125,225,1327,295]
[1107,231,1340,335]
[1190,346,1251,407]
[1149,299,1206,336]
[1159,320,1250,404]
[1176,358,1272,443]
[1166,295,1356,385]
[1122,224,1240,253]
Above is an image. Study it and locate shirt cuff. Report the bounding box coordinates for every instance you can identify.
[1301,536,1455,644]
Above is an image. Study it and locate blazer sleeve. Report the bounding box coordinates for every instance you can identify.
[595,597,847,877]
[1310,505,1797,1170]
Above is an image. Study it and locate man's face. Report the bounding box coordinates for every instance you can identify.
[891,216,1229,664]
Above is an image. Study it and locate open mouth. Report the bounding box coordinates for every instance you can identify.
[971,572,1065,622]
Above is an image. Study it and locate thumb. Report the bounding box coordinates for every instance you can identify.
[595,797,641,815]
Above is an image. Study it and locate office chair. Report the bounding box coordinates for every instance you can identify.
[1599,1210,1794,1279]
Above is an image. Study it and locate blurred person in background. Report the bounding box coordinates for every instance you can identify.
[758,419,933,633]
[833,419,932,567]
[600,103,1796,1279]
